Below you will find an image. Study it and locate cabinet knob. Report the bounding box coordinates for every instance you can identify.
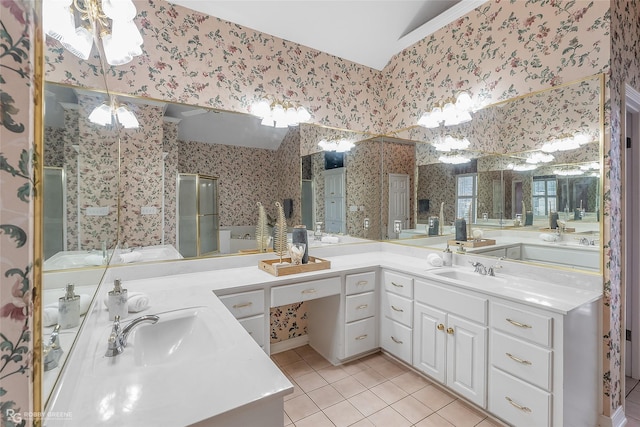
[446,327,454,335]
[437,324,445,331]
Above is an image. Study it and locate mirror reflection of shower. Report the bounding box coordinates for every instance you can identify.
[177,174,220,258]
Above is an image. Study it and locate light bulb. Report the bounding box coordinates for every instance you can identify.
[44,1,75,42]
[272,104,286,123]
[101,0,137,22]
[61,27,93,60]
[285,107,298,126]
[252,99,271,118]
[102,33,133,66]
[296,106,311,123]
[115,106,139,129]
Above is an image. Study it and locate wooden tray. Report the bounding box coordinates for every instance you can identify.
[448,239,497,248]
[259,256,331,277]
[238,248,274,254]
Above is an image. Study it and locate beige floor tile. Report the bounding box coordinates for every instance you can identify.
[348,390,387,417]
[370,380,408,404]
[371,359,408,379]
[436,400,485,427]
[294,411,335,427]
[626,416,640,427]
[349,419,375,427]
[414,413,456,427]
[412,385,456,411]
[284,378,304,401]
[273,349,302,366]
[295,371,329,393]
[476,417,510,427]
[294,345,319,359]
[332,375,368,398]
[391,370,432,394]
[317,365,349,383]
[284,394,320,423]
[627,400,640,421]
[341,359,368,375]
[360,352,389,368]
[284,411,293,426]
[353,368,387,388]
[323,400,365,427]
[307,384,344,409]
[282,360,315,378]
[629,387,640,405]
[303,353,333,370]
[367,406,412,427]
[390,395,434,424]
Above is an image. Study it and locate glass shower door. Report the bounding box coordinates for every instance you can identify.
[198,176,219,256]
[177,174,219,258]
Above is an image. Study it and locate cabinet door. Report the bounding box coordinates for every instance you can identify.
[413,302,446,383]
[446,314,487,408]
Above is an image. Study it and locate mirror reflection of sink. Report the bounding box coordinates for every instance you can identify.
[429,268,507,287]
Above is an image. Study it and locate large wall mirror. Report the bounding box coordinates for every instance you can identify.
[387,74,603,272]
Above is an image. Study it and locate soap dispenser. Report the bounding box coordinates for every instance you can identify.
[107,279,128,321]
[58,283,80,329]
[443,244,453,266]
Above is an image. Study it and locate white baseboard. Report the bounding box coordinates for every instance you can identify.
[270,335,309,355]
[599,406,627,427]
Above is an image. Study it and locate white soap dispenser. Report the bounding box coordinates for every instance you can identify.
[107,279,128,321]
[443,244,453,267]
[58,283,80,329]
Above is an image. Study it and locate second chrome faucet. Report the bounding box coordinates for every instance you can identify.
[105,314,159,357]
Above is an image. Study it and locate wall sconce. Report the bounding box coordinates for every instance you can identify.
[525,151,555,164]
[580,162,600,171]
[438,154,471,164]
[318,137,355,153]
[251,98,311,128]
[540,132,590,153]
[88,96,139,129]
[418,91,473,128]
[432,135,470,152]
[507,163,537,171]
[44,0,144,66]
[554,168,584,176]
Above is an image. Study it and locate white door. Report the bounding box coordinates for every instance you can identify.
[388,174,410,237]
[324,168,346,234]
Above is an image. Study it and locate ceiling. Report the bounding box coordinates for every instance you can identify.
[168,0,486,70]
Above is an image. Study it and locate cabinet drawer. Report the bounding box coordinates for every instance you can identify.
[382,292,413,327]
[415,279,487,325]
[491,302,552,347]
[380,318,412,364]
[383,271,413,298]
[218,289,264,318]
[489,367,551,427]
[346,271,376,295]
[345,317,377,358]
[346,292,376,323]
[491,330,552,391]
[239,314,265,347]
[271,277,341,307]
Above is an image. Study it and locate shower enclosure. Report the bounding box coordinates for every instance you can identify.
[177,174,219,258]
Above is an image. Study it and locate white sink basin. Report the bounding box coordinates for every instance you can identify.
[429,268,507,287]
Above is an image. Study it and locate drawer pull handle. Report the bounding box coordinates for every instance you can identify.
[391,282,403,288]
[506,353,532,365]
[505,397,532,413]
[301,289,317,294]
[391,305,404,312]
[446,327,454,335]
[506,318,532,329]
[437,323,445,331]
[355,334,368,341]
[356,304,368,310]
[357,280,368,286]
[232,302,253,309]
[391,336,403,344]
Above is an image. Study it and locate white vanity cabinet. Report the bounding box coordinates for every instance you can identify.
[217,289,266,349]
[379,270,413,364]
[413,278,488,408]
[343,271,377,359]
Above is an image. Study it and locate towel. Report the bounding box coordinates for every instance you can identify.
[84,254,105,266]
[539,233,556,242]
[321,236,340,244]
[427,253,443,267]
[44,294,92,326]
[472,229,484,240]
[127,292,150,313]
[116,252,143,263]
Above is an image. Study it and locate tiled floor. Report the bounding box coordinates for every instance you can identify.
[272,346,507,427]
[626,377,640,426]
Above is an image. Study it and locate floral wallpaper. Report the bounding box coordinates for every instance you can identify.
[275,128,301,227]
[270,302,308,343]
[417,162,477,224]
[163,121,179,247]
[63,108,79,250]
[345,140,383,239]
[0,1,36,425]
[43,127,64,167]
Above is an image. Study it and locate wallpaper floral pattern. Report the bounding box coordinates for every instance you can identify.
[0,1,36,425]
[275,128,301,227]
[63,108,79,250]
[345,141,383,239]
[270,302,308,343]
[163,121,179,247]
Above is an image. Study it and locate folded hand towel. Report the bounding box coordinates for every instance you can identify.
[43,307,58,327]
[427,253,443,267]
[472,229,484,240]
[127,292,150,313]
[321,236,340,244]
[84,254,105,266]
[539,233,556,242]
[117,252,143,263]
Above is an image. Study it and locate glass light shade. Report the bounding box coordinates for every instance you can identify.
[455,91,473,110]
[455,109,472,125]
[513,164,537,171]
[88,104,113,126]
[285,107,298,126]
[574,133,590,145]
[260,117,274,127]
[253,99,271,118]
[418,112,440,128]
[526,152,554,164]
[274,120,288,128]
[101,0,137,22]
[61,27,94,60]
[296,106,311,123]
[102,33,133,66]
[438,154,470,164]
[44,2,75,42]
[115,106,139,129]
[272,104,286,123]
[112,20,144,54]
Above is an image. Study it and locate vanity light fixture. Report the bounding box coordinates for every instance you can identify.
[540,132,590,153]
[509,163,538,171]
[88,96,139,129]
[251,98,311,128]
[438,153,471,164]
[525,152,555,164]
[432,135,470,152]
[554,168,584,176]
[44,0,143,66]
[318,137,355,153]
[580,162,600,171]
[418,91,473,128]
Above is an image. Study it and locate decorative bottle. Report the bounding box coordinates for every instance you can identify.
[107,279,128,321]
[58,283,80,329]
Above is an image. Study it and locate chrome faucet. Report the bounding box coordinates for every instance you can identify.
[44,324,64,371]
[105,314,159,357]
[488,257,505,276]
[469,261,487,275]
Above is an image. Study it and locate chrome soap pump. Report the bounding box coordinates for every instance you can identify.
[58,283,80,329]
[443,244,453,267]
[108,279,128,321]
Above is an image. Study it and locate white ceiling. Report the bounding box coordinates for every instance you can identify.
[168,0,486,70]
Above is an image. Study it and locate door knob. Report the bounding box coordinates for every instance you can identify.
[446,327,454,335]
[437,324,445,331]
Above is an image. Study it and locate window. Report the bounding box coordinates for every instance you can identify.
[532,176,557,216]
[456,174,477,220]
